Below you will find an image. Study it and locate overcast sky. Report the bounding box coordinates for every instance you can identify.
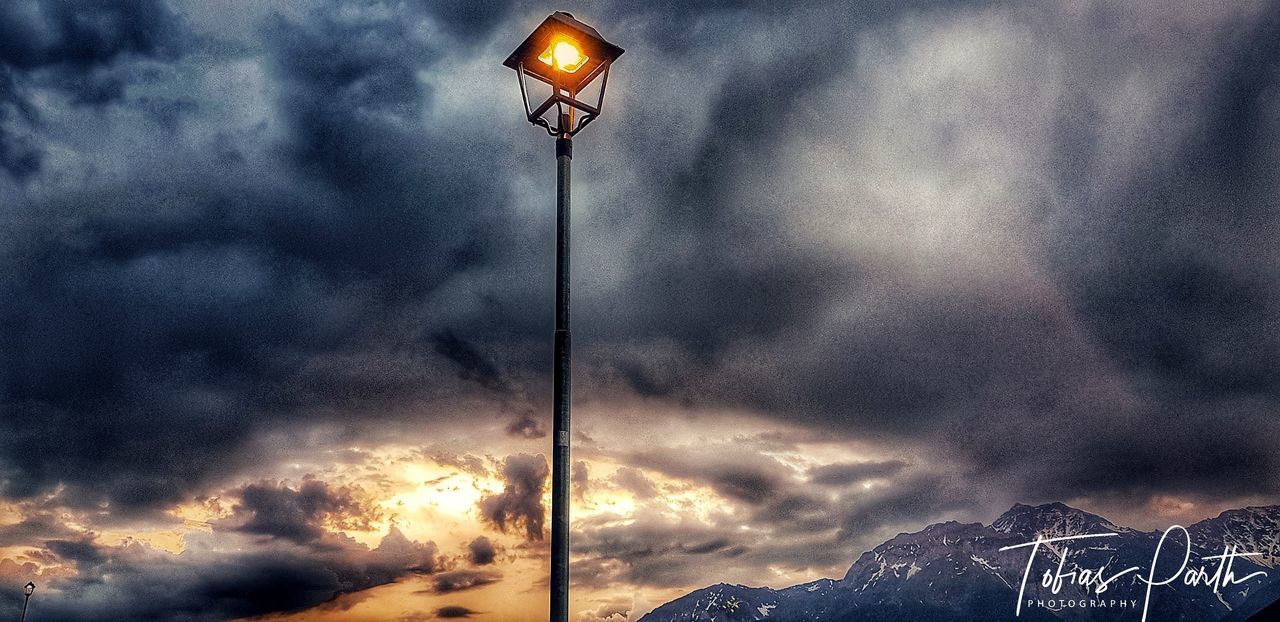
[1,1,1278,620]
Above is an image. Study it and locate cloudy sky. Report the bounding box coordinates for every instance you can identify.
[1,0,1278,620]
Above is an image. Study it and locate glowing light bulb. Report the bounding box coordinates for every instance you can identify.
[539,39,588,73]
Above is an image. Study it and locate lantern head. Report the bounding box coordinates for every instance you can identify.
[504,12,624,137]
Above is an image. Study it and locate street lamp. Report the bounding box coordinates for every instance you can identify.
[504,11,623,622]
[21,582,34,622]
[504,11,624,138]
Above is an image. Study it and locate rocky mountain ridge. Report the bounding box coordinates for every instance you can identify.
[639,503,1280,622]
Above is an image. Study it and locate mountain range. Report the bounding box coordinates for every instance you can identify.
[638,503,1280,622]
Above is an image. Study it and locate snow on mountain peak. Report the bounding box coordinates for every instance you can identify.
[991,501,1130,540]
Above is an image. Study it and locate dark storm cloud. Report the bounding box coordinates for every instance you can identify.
[7,527,438,622]
[578,0,1280,514]
[613,37,854,356]
[0,0,1040,525]
[431,330,509,393]
[627,448,787,505]
[226,479,378,544]
[752,493,840,534]
[411,0,518,39]
[429,568,502,593]
[0,0,525,514]
[707,469,778,505]
[681,538,735,555]
[572,510,749,588]
[808,460,909,487]
[434,606,477,619]
[0,512,79,546]
[0,68,39,178]
[614,360,677,398]
[0,0,187,177]
[44,538,104,565]
[504,410,547,439]
[835,474,978,542]
[912,3,1280,503]
[261,0,518,290]
[477,453,548,541]
[0,1,185,71]
[0,0,187,110]
[466,535,496,565]
[1037,6,1280,401]
[0,487,438,622]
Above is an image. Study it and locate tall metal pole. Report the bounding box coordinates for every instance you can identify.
[20,593,30,622]
[549,115,573,622]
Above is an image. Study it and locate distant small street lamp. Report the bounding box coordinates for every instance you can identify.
[504,11,624,622]
[21,582,34,622]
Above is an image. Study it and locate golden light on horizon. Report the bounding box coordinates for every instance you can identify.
[409,472,487,516]
[538,39,588,73]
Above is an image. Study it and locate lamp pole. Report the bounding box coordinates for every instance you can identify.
[550,116,572,622]
[20,582,34,622]
[502,13,622,622]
